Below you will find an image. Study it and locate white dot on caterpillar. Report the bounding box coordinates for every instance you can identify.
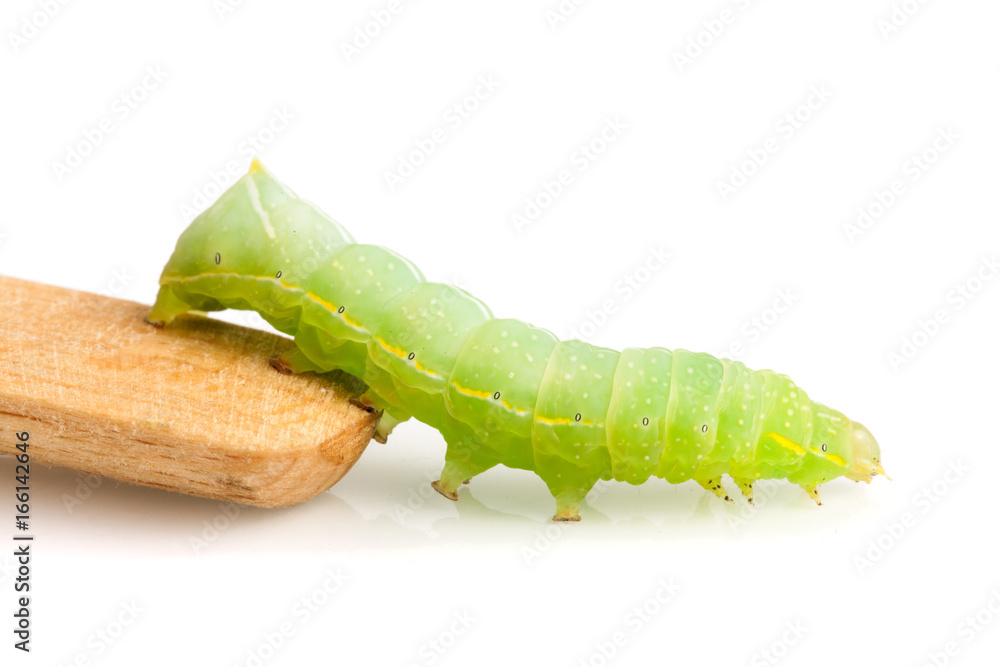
[784,422,791,428]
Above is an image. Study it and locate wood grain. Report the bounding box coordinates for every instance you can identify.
[0,275,378,507]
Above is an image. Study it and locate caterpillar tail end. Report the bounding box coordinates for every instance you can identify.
[145,285,191,327]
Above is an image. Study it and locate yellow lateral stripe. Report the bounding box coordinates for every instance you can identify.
[171,274,441,380]
[304,292,364,329]
[534,415,602,427]
[809,446,846,466]
[165,273,370,331]
[375,336,408,359]
[450,382,529,415]
[373,337,441,378]
[451,382,492,400]
[534,416,575,425]
[765,432,806,456]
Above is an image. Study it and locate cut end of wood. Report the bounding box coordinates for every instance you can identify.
[0,275,379,508]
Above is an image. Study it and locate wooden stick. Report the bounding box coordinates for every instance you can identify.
[0,275,378,508]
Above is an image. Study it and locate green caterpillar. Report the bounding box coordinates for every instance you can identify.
[148,160,886,521]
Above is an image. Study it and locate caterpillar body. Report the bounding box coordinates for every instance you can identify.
[148,160,886,521]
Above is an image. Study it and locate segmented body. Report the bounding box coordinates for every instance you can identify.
[148,161,884,520]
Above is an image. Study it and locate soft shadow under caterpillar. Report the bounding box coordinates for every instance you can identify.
[148,160,887,521]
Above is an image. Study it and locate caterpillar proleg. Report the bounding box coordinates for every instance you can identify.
[148,160,886,521]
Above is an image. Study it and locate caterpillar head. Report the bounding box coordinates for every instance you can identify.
[845,422,887,483]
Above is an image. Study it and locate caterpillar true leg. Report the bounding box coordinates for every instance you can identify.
[801,485,822,506]
[734,477,755,504]
[696,478,733,503]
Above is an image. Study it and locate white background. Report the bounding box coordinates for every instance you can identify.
[2,1,999,665]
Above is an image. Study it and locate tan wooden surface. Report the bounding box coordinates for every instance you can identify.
[0,275,377,507]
